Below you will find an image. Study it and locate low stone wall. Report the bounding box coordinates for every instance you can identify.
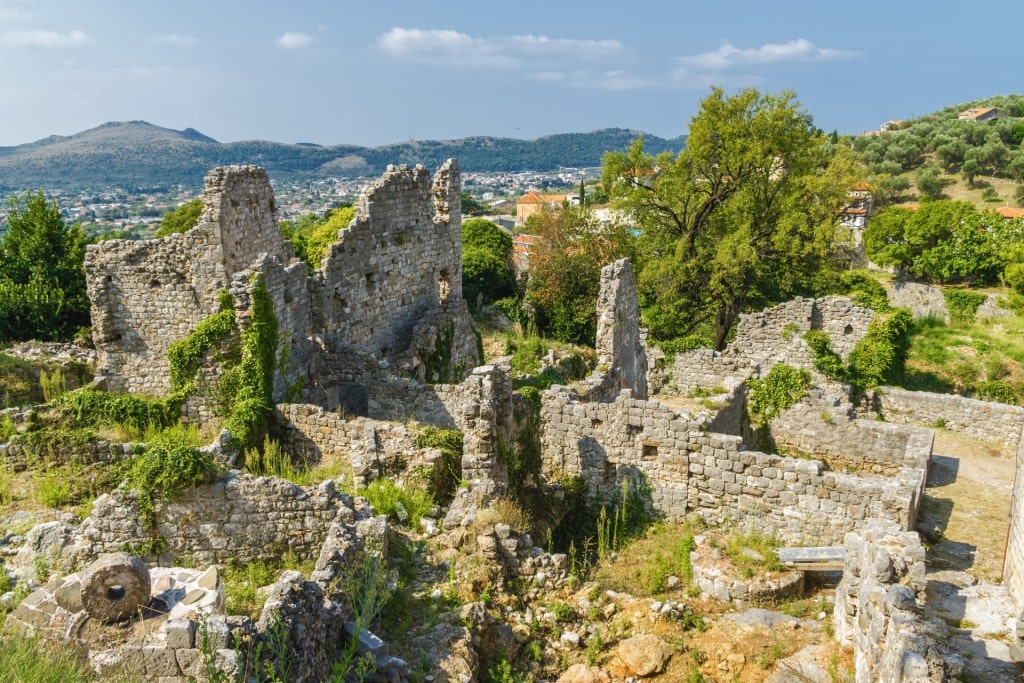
[0,438,136,471]
[691,562,803,604]
[67,474,348,568]
[888,281,949,321]
[772,390,934,477]
[540,387,925,546]
[876,387,1024,455]
[834,523,962,683]
[686,438,922,545]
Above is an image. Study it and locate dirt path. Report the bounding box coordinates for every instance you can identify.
[916,431,1023,681]
[917,431,1015,582]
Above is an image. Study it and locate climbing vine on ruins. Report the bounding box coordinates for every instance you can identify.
[119,433,219,532]
[225,274,279,448]
[745,364,811,425]
[803,331,849,383]
[167,291,236,394]
[414,426,463,503]
[846,308,913,388]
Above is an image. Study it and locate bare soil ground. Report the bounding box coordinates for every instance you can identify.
[917,431,1015,582]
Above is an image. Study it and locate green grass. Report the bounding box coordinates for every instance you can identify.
[222,551,313,618]
[898,309,1024,404]
[0,632,97,682]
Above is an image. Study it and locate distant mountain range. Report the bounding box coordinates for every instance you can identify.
[0,121,687,192]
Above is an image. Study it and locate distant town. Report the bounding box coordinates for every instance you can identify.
[0,167,601,237]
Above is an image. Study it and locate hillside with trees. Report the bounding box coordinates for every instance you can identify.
[853,94,1024,207]
[0,122,686,193]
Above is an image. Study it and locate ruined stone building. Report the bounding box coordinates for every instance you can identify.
[50,159,1024,681]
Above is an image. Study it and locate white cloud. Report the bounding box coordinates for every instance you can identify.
[377,28,623,69]
[156,34,197,45]
[275,32,313,49]
[675,38,861,71]
[0,2,32,22]
[0,29,89,47]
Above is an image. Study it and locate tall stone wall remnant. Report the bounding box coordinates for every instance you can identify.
[84,160,478,415]
[592,258,647,401]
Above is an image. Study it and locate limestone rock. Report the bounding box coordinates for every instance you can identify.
[557,663,611,683]
[615,633,673,677]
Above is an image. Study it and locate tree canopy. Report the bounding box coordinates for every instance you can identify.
[524,207,628,346]
[0,191,89,342]
[280,204,356,274]
[864,199,1022,285]
[154,199,203,238]
[461,218,515,312]
[602,87,861,348]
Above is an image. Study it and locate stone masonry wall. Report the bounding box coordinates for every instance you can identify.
[1002,435,1024,613]
[662,296,873,396]
[539,387,923,545]
[592,259,647,400]
[85,224,228,395]
[85,166,305,402]
[876,387,1024,455]
[834,522,961,683]
[66,474,346,568]
[312,161,463,359]
[772,390,935,477]
[888,281,949,322]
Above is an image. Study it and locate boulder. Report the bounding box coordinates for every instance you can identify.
[615,633,673,676]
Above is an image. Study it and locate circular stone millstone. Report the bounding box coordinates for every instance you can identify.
[80,552,152,623]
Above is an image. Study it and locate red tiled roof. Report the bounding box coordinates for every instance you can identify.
[997,206,1024,219]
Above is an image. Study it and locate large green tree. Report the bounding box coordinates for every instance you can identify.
[602,87,860,348]
[154,198,203,238]
[461,218,515,312]
[864,199,1018,285]
[524,207,628,346]
[0,191,89,342]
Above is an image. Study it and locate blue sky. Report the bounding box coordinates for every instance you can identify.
[0,0,1019,147]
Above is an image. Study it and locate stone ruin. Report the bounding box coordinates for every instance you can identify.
[6,159,1024,681]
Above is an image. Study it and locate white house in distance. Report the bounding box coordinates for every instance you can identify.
[958,107,1007,122]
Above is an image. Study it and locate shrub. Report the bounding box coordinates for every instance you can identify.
[414,427,463,503]
[359,478,434,529]
[52,387,182,434]
[943,289,987,325]
[973,380,1018,405]
[120,435,219,529]
[839,271,891,312]
[746,364,811,424]
[847,308,913,388]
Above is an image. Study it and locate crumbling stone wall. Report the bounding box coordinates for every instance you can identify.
[835,522,961,683]
[66,474,346,568]
[661,296,873,396]
[540,385,926,545]
[875,387,1024,455]
[85,166,311,408]
[85,224,229,395]
[311,161,466,360]
[591,259,647,401]
[771,390,935,478]
[86,161,478,417]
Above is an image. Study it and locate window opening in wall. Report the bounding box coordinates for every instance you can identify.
[603,460,616,485]
[438,269,451,304]
[843,324,854,335]
[365,272,376,291]
[642,443,658,460]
